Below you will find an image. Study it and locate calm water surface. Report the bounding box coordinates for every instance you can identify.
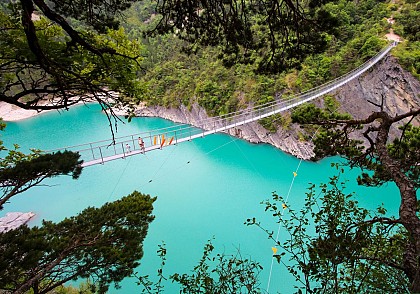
[1,104,401,293]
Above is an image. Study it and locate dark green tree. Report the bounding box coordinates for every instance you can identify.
[0,190,156,294]
[0,121,155,294]
[136,240,263,293]
[0,150,82,209]
[0,120,82,209]
[152,0,339,73]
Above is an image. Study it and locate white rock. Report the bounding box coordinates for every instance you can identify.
[0,212,35,233]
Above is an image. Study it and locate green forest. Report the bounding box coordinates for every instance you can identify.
[0,0,419,293]
[119,0,419,118]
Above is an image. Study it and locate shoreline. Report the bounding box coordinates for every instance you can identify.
[0,212,35,232]
[0,102,49,122]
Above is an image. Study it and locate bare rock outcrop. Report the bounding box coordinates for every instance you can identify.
[334,55,420,128]
[0,212,35,233]
[328,55,419,152]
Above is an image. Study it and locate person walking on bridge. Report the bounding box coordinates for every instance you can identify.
[138,137,145,153]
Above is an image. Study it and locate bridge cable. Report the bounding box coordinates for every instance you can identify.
[265,127,319,293]
[146,143,178,184]
[143,135,240,186]
[106,155,133,202]
[233,140,266,181]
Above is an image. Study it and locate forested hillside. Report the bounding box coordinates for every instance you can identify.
[119,0,418,118]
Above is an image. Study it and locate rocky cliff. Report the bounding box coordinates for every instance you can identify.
[132,55,420,160]
[335,55,420,129]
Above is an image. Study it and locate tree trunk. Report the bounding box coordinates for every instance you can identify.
[375,113,420,292]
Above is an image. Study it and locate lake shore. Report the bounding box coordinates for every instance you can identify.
[0,212,35,233]
[0,102,46,122]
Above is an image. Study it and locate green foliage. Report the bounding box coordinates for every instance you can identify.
[323,95,341,113]
[195,79,232,116]
[247,170,410,292]
[0,191,156,294]
[172,241,262,293]
[394,1,420,41]
[136,240,263,293]
[259,114,288,133]
[121,0,395,119]
[298,55,333,90]
[135,45,281,115]
[0,150,82,182]
[391,0,419,80]
[0,149,83,209]
[0,1,144,123]
[393,41,420,80]
[291,102,351,125]
[359,36,388,61]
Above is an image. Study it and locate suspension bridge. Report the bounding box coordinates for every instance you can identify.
[50,42,396,167]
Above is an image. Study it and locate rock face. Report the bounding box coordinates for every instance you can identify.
[334,55,420,136]
[0,212,35,233]
[133,55,420,160]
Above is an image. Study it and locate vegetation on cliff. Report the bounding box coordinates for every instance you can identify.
[392,0,420,79]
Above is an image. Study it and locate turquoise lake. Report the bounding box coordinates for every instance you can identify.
[1,104,401,293]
